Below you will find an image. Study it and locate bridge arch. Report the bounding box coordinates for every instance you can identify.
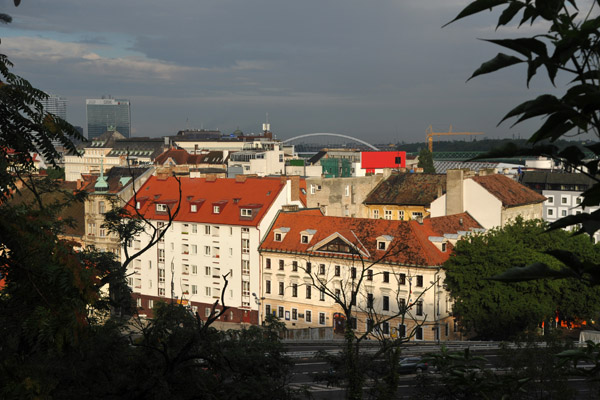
[282,133,378,151]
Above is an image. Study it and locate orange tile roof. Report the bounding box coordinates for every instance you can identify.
[260,210,482,266]
[472,174,546,207]
[126,176,287,226]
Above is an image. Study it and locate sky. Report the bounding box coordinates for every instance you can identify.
[0,0,589,144]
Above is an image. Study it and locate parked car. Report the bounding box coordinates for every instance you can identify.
[398,357,428,374]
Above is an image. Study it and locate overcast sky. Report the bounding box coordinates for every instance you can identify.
[0,0,583,144]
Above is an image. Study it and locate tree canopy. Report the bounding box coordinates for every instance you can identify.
[443,218,600,340]
[417,147,435,173]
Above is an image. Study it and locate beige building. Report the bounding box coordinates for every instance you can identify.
[306,175,386,217]
[259,209,483,341]
[430,169,546,229]
[363,173,446,221]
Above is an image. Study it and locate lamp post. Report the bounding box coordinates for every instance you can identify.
[253,292,262,325]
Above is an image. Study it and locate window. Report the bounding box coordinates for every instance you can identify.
[291,308,297,320]
[279,282,284,295]
[292,261,298,272]
[266,258,271,269]
[384,210,392,220]
[265,280,271,294]
[378,240,386,250]
[278,306,284,318]
[399,324,406,338]
[192,285,198,295]
[242,281,250,296]
[411,212,423,220]
[158,268,165,283]
[366,319,374,332]
[372,209,379,219]
[149,260,153,269]
[191,245,197,254]
[265,304,271,316]
[242,239,250,254]
[398,210,404,220]
[191,224,198,234]
[441,242,447,252]
[320,289,325,301]
[242,260,250,275]
[547,196,554,204]
[319,264,325,275]
[205,307,211,317]
[158,249,165,263]
[415,326,423,340]
[99,228,106,237]
[445,323,449,337]
[416,301,423,316]
[191,204,197,213]
[367,293,374,308]
[292,283,298,297]
[205,287,211,296]
[383,271,389,283]
[241,208,252,217]
[301,235,309,244]
[416,275,423,287]
[383,295,389,311]
[159,288,165,296]
[192,265,198,275]
[319,312,326,325]
[561,197,568,204]
[205,266,211,276]
[561,209,567,217]
[367,270,373,281]
[345,185,350,197]
[382,321,389,335]
[399,273,406,285]
[156,204,167,212]
[98,201,106,214]
[242,227,249,233]
[274,233,282,241]
[306,286,312,299]
[279,259,284,270]
[136,298,142,307]
[204,246,211,256]
[335,288,341,298]
[213,205,220,214]
[350,317,357,329]
[577,197,582,205]
[306,262,311,274]
[351,267,356,279]
[148,299,154,309]
[205,225,211,235]
[305,310,312,323]
[335,265,340,276]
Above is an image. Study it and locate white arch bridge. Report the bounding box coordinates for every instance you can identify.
[282,133,378,151]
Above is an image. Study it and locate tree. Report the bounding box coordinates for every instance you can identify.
[417,147,436,173]
[446,0,600,282]
[443,218,600,340]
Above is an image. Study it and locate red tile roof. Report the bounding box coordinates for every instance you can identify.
[260,210,482,266]
[126,176,287,226]
[472,174,546,207]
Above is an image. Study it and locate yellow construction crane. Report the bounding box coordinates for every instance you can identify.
[426,125,484,152]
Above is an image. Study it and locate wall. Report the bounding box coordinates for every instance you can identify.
[306,175,384,218]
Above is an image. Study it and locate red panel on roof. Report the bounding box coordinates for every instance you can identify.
[361,151,406,169]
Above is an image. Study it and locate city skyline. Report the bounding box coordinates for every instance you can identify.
[1,1,582,143]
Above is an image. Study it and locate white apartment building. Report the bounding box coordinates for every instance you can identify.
[123,175,304,325]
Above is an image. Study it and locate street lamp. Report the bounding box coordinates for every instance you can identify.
[253,292,262,325]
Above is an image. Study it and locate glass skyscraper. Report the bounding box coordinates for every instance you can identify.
[86,98,131,140]
[41,94,67,120]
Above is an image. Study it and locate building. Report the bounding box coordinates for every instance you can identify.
[431,169,546,229]
[122,175,305,325]
[64,131,164,181]
[86,98,131,140]
[306,174,387,217]
[363,173,446,221]
[520,171,599,241]
[81,166,155,257]
[40,93,67,120]
[258,209,483,340]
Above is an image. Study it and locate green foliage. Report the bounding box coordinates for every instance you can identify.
[417,147,436,173]
[443,218,600,340]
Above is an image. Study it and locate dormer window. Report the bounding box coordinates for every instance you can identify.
[191,204,198,213]
[241,208,252,217]
[273,227,290,242]
[156,204,167,212]
[301,235,309,244]
[274,233,282,242]
[213,205,220,214]
[442,242,447,252]
[378,241,387,250]
[376,235,394,251]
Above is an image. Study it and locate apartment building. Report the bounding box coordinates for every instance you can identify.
[258,209,483,341]
[122,175,304,325]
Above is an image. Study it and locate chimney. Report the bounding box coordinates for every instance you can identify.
[194,144,198,155]
[282,204,299,212]
[446,169,465,216]
[289,175,300,202]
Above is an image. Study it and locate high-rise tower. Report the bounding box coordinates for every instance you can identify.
[86,97,131,140]
[40,94,67,120]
